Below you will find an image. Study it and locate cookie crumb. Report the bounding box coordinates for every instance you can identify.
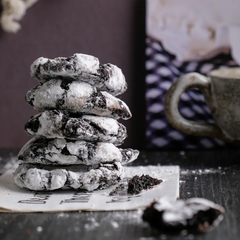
[109,183,126,196]
[127,174,162,195]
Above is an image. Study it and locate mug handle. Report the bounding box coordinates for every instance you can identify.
[164,72,226,140]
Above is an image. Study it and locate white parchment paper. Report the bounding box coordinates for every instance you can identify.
[0,165,179,212]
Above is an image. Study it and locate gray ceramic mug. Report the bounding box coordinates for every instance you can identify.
[164,68,240,142]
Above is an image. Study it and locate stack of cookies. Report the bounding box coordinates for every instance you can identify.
[14,53,139,191]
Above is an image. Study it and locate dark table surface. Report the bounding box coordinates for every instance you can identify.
[0,149,240,240]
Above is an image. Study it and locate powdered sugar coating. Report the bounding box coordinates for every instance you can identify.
[30,53,127,96]
[18,136,139,165]
[26,80,131,120]
[142,197,225,233]
[25,110,127,145]
[13,162,124,191]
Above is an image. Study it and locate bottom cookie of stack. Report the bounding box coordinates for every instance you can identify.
[13,162,123,191]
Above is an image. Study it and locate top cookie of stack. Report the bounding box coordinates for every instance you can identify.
[31,53,127,97]
[13,53,139,191]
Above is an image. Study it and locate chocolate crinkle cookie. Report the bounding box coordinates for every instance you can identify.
[14,53,139,192]
[142,198,225,234]
[30,53,127,96]
[13,162,123,191]
[26,80,131,120]
[18,136,139,166]
[25,110,127,146]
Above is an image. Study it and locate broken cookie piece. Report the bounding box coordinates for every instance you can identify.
[26,80,131,120]
[25,110,127,146]
[142,198,224,234]
[18,136,139,166]
[30,53,127,96]
[13,162,123,191]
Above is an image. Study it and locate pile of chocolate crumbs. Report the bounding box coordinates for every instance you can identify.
[127,174,162,195]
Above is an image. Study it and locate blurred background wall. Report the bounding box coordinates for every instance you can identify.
[0,0,146,149]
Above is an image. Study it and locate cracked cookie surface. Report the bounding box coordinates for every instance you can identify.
[30,53,127,96]
[25,110,127,145]
[18,136,139,165]
[26,80,131,120]
[14,162,124,191]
